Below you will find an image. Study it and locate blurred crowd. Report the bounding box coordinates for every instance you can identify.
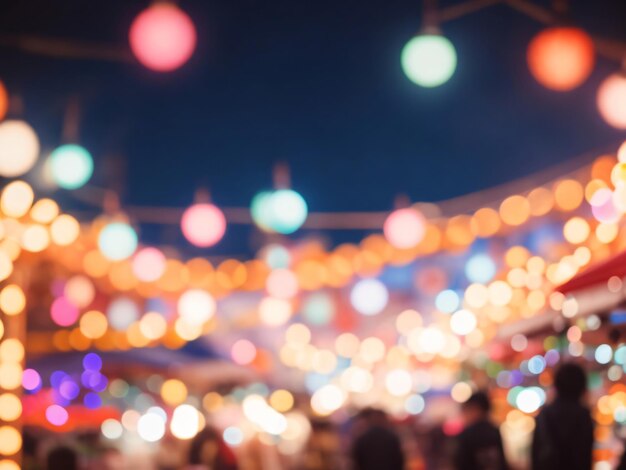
[21,363,625,470]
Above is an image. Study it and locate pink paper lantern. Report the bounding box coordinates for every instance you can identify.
[181,203,226,247]
[129,3,197,72]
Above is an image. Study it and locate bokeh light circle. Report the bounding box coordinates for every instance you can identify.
[51,296,79,327]
[597,73,626,129]
[178,289,216,325]
[137,412,166,442]
[0,120,40,177]
[383,208,426,249]
[527,27,594,91]
[350,279,388,316]
[181,203,226,247]
[132,247,166,282]
[98,222,138,261]
[465,254,496,283]
[0,81,7,121]
[401,34,457,87]
[45,405,69,426]
[107,297,140,330]
[49,144,94,189]
[129,3,197,72]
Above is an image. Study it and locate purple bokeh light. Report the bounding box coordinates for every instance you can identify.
[84,392,102,409]
[46,404,69,426]
[83,353,102,371]
[22,368,42,392]
[59,379,80,400]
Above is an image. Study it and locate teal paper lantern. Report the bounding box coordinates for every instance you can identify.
[98,222,138,261]
[401,34,457,87]
[251,191,275,232]
[50,144,94,189]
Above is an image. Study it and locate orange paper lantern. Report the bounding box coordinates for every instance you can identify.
[527,27,595,91]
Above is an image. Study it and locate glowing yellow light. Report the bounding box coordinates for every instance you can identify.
[50,214,80,246]
[1,181,33,218]
[505,246,530,268]
[285,323,311,345]
[527,187,554,216]
[20,224,49,252]
[161,379,188,406]
[596,223,618,244]
[0,321,3,341]
[385,369,413,396]
[585,179,608,203]
[170,404,200,440]
[563,217,590,244]
[0,363,22,390]
[499,195,530,226]
[0,460,20,470]
[465,283,489,309]
[174,318,202,341]
[0,394,21,422]
[79,310,108,339]
[0,339,23,363]
[139,312,168,340]
[312,350,337,374]
[310,384,345,416]
[359,337,386,363]
[0,253,12,283]
[0,426,21,455]
[270,389,294,412]
[470,207,501,237]
[65,275,95,309]
[30,198,59,224]
[488,281,513,306]
[0,285,25,316]
[395,309,422,334]
[259,297,292,326]
[202,392,223,412]
[553,179,584,211]
[451,382,473,403]
[335,333,360,358]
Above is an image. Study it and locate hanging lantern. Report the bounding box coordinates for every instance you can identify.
[0,81,8,121]
[49,144,94,189]
[181,203,226,247]
[129,3,197,72]
[597,73,626,129]
[527,27,595,91]
[383,207,426,249]
[401,34,457,87]
[0,120,40,177]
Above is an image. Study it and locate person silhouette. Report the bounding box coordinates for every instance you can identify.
[531,362,593,470]
[350,408,405,470]
[453,391,508,470]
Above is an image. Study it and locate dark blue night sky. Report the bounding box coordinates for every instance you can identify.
[1,0,625,255]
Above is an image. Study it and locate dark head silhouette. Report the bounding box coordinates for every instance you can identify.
[554,362,587,401]
[47,446,78,470]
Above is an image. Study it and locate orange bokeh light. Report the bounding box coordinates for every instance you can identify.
[527,27,595,91]
[0,81,8,121]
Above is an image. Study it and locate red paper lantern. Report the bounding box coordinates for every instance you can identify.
[527,27,595,91]
[129,3,197,72]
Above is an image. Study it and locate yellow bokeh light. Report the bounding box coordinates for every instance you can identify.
[139,312,168,340]
[161,379,188,406]
[0,285,25,316]
[465,283,489,309]
[451,382,473,403]
[335,333,360,358]
[83,250,110,278]
[596,223,618,244]
[470,207,501,237]
[500,195,530,226]
[50,214,80,246]
[202,392,223,413]
[259,297,292,326]
[0,252,12,282]
[527,187,554,216]
[0,394,22,422]
[488,281,513,306]
[20,224,49,252]
[79,310,108,339]
[0,363,22,390]
[0,460,20,470]
[0,426,21,455]
[553,179,584,211]
[126,322,150,348]
[174,318,202,341]
[563,217,590,244]
[505,246,530,268]
[0,339,24,363]
[359,337,386,363]
[395,309,422,334]
[285,323,311,345]
[30,198,59,224]
[270,389,294,413]
[1,181,34,218]
[585,179,608,203]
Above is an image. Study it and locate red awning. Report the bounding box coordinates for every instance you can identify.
[557,249,626,295]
